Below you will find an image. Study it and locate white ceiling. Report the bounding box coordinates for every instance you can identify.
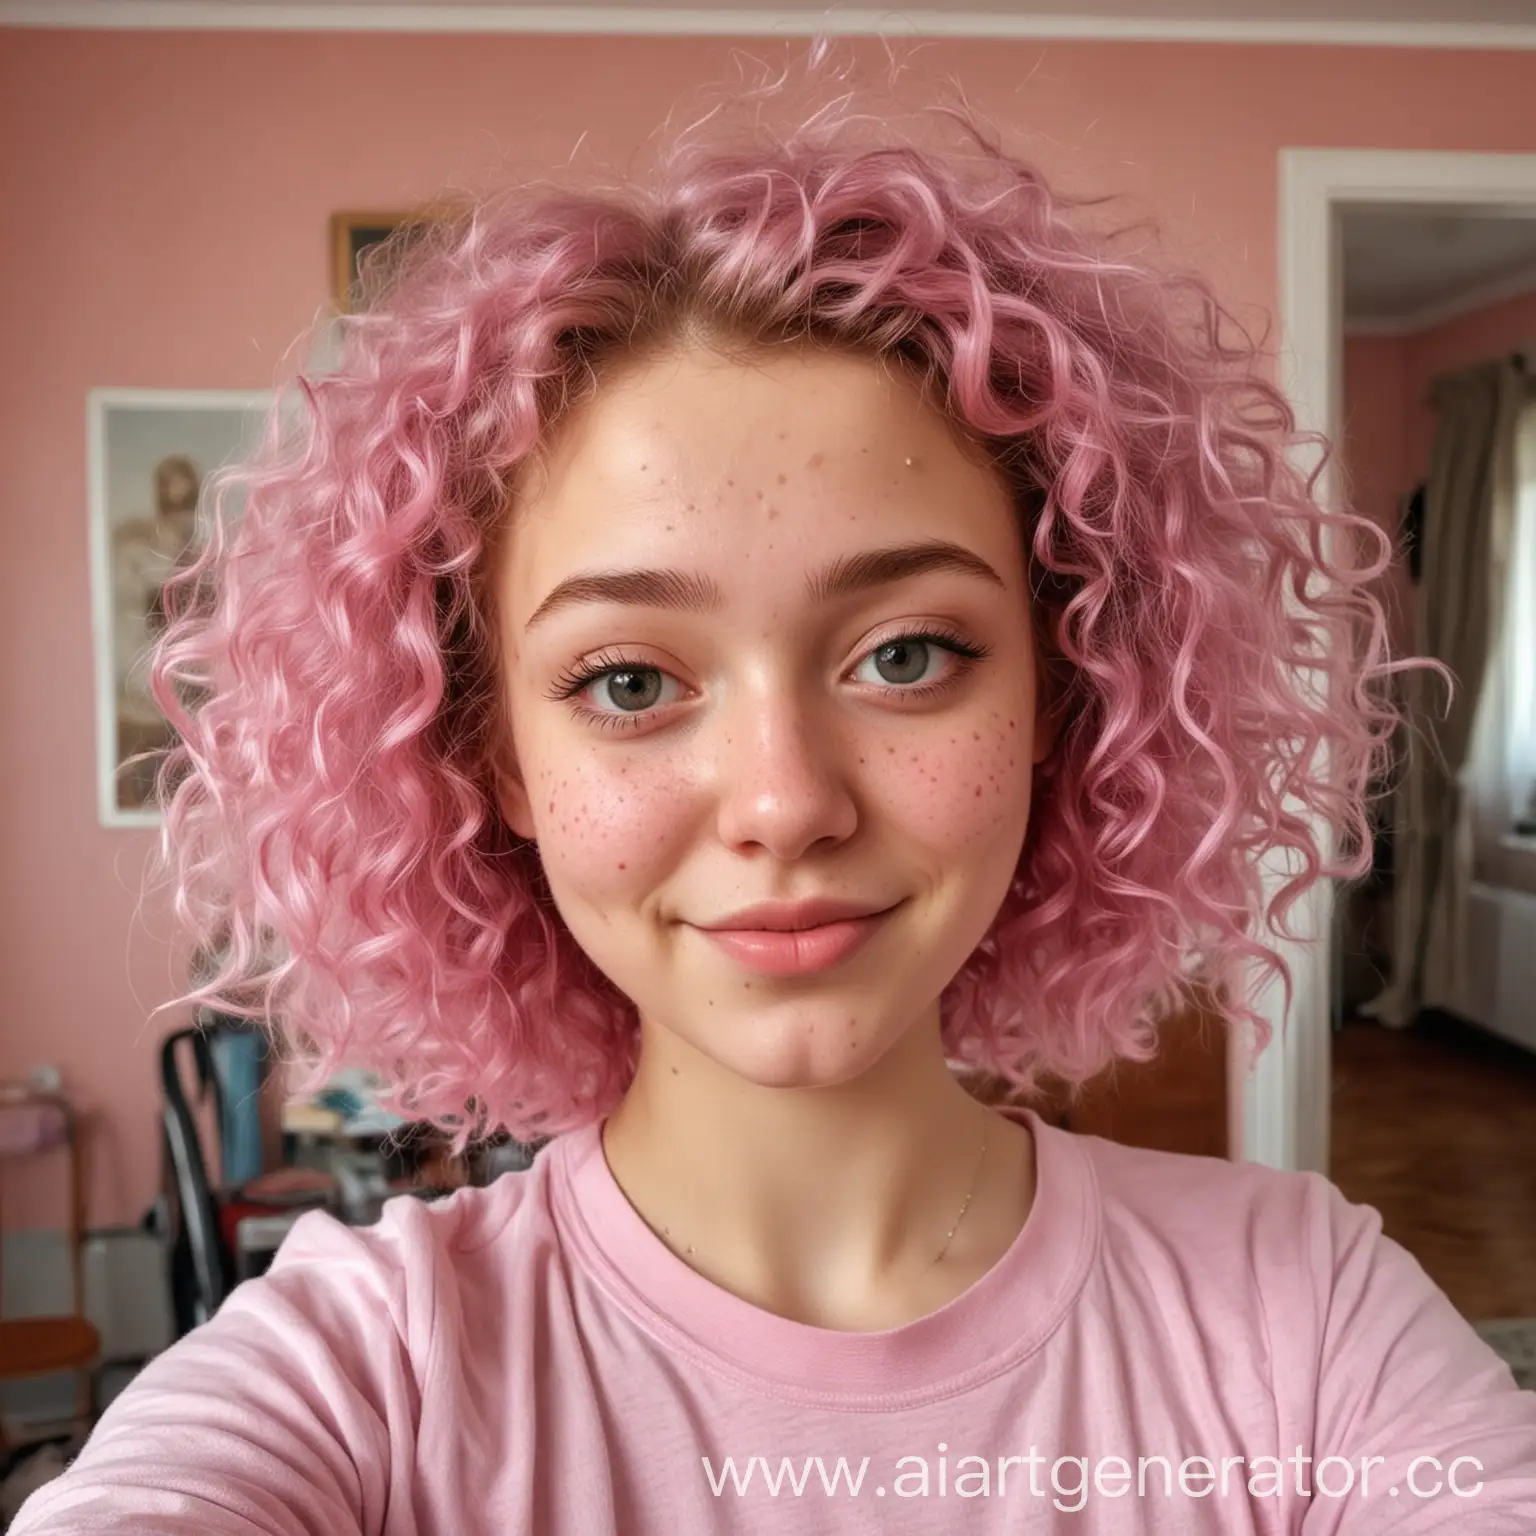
[1343,209,1536,332]
[102,0,1536,16]
[7,0,1536,41]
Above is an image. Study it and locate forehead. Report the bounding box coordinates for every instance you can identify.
[499,344,1020,634]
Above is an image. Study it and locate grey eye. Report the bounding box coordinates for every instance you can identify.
[600,669,665,712]
[871,639,932,686]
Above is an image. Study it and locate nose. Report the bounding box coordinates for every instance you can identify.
[712,674,860,862]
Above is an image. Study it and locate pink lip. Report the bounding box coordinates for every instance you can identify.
[697,910,894,977]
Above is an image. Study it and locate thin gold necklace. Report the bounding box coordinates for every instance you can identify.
[934,1117,989,1265]
[660,1117,991,1267]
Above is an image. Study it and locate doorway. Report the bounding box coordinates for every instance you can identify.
[1246,147,1536,1178]
[1262,149,1536,1347]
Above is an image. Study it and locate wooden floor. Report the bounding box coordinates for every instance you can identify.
[1331,1012,1536,1321]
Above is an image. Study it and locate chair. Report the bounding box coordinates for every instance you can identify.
[0,1085,101,1452]
[158,1019,333,1336]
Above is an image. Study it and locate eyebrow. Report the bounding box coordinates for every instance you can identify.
[523,539,1007,634]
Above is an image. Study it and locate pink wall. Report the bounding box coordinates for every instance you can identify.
[1342,287,1536,659]
[5,28,1536,1229]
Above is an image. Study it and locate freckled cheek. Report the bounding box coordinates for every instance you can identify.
[536,758,694,890]
[875,730,1033,848]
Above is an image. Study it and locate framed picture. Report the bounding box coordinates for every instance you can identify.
[329,210,434,311]
[88,388,273,828]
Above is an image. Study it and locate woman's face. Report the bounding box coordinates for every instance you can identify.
[494,343,1052,1091]
[157,460,200,517]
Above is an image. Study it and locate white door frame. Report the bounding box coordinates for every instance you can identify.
[1242,146,1536,1173]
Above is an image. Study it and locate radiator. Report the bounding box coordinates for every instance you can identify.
[1471,881,1536,1053]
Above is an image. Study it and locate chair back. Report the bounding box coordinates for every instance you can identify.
[159,1026,230,1331]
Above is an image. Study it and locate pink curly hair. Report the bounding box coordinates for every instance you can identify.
[144,59,1435,1142]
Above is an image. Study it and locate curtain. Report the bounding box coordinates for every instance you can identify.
[1360,354,1529,1029]
[1504,400,1536,847]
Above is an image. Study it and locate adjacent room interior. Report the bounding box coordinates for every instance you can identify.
[1330,202,1536,1368]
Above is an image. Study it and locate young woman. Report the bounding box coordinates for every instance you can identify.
[17,66,1536,1534]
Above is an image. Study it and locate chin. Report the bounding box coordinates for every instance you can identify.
[693,1002,895,1092]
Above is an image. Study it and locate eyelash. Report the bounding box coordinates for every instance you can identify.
[548,626,992,735]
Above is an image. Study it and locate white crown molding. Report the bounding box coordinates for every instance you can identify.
[1345,264,1536,338]
[3,2,1536,49]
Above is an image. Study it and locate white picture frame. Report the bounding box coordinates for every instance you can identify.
[87,388,273,828]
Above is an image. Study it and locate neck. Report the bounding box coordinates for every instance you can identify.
[600,1010,1035,1330]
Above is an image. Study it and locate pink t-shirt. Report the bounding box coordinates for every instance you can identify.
[14,1110,1536,1533]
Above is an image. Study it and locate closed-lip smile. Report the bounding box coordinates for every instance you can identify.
[696,897,897,933]
[690,898,902,978]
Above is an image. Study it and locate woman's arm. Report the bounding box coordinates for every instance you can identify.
[9,1206,422,1535]
[1300,1174,1536,1532]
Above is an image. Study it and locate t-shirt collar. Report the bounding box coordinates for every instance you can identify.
[551,1106,1098,1409]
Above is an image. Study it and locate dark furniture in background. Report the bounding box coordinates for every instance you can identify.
[157,1022,332,1338]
